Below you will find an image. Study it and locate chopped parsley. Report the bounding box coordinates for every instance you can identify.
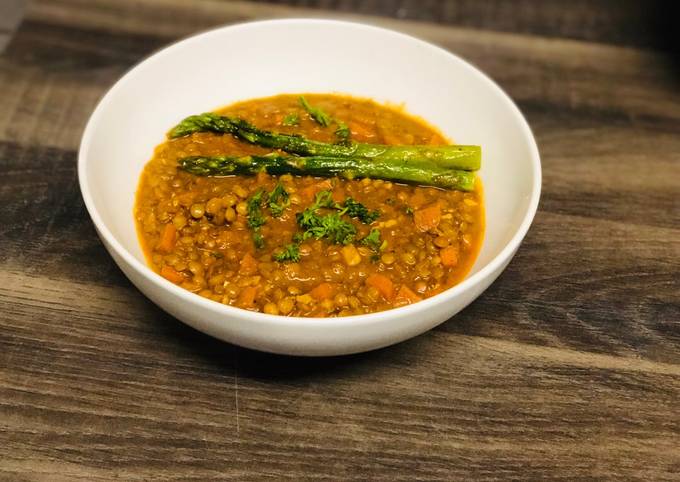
[296,190,356,245]
[297,209,356,245]
[273,243,300,263]
[273,190,381,254]
[299,96,331,127]
[361,229,382,250]
[282,112,299,126]
[335,120,351,144]
[246,189,266,248]
[252,231,264,249]
[299,96,350,144]
[344,198,380,224]
[245,184,293,248]
[267,182,290,217]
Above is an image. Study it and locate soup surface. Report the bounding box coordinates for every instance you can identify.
[135,94,484,316]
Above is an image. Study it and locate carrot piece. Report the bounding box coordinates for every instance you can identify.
[237,286,257,308]
[160,265,184,284]
[157,223,176,253]
[239,253,258,275]
[366,273,394,301]
[440,245,459,267]
[395,285,422,304]
[414,202,441,232]
[309,282,336,301]
[409,190,427,209]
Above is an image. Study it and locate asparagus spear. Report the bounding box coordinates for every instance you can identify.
[169,113,481,171]
[178,154,476,191]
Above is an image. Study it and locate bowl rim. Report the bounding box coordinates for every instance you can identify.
[78,18,542,329]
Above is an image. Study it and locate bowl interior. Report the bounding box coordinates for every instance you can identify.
[82,19,537,301]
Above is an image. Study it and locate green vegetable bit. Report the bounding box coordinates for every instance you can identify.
[298,211,356,245]
[296,191,356,245]
[273,243,300,263]
[246,189,266,248]
[361,229,382,250]
[252,231,264,249]
[299,96,331,127]
[267,182,290,217]
[170,113,481,172]
[299,96,350,144]
[334,120,351,144]
[282,113,299,126]
[343,198,380,224]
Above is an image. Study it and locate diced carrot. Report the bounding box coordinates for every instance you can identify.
[237,286,257,308]
[395,285,422,304]
[157,223,176,253]
[366,273,394,301]
[160,265,184,284]
[273,113,284,125]
[440,245,459,267]
[348,121,374,138]
[309,282,336,301]
[239,253,258,275]
[414,202,441,232]
[409,190,427,209]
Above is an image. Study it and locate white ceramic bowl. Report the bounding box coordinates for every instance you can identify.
[79,19,541,356]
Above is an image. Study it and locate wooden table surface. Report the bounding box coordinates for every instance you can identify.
[1,0,679,480]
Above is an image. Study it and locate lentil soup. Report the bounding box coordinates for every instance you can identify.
[135,94,484,316]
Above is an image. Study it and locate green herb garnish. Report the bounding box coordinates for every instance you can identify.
[252,231,264,249]
[300,212,356,245]
[268,182,290,217]
[299,96,331,127]
[282,113,299,126]
[247,189,266,248]
[344,198,380,224]
[273,243,300,263]
[361,229,382,250]
[335,120,351,144]
[296,190,356,245]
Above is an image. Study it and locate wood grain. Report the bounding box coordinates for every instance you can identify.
[1,0,679,480]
